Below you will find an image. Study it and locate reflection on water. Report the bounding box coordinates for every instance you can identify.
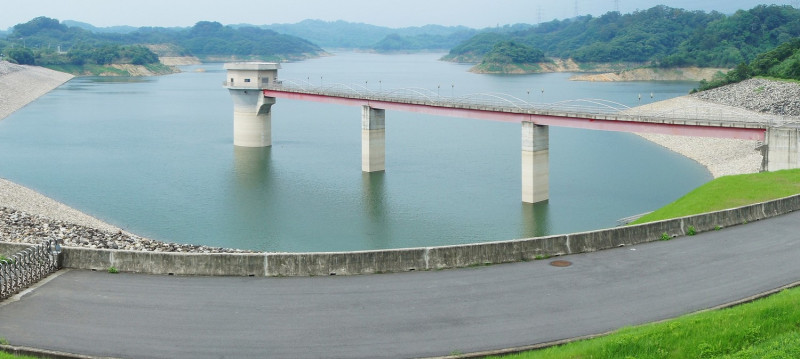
[229,146,278,249]
[520,201,551,238]
[233,146,272,189]
[361,171,389,248]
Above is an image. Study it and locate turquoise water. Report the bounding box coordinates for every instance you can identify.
[0,53,711,252]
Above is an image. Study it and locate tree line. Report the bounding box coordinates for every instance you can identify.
[444,5,800,69]
[695,38,800,91]
[0,17,325,67]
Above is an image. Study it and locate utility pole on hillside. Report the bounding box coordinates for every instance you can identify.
[574,0,579,17]
[538,6,543,24]
[614,0,620,12]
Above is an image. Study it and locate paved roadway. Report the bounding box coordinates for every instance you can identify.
[1,211,799,359]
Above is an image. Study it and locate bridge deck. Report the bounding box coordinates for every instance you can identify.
[261,84,771,141]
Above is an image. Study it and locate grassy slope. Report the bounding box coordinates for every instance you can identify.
[632,169,800,225]
[488,169,800,358]
[0,352,38,359]
[490,285,800,359]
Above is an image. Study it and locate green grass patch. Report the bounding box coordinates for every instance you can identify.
[631,169,800,225]
[756,76,800,84]
[0,340,41,359]
[0,255,12,263]
[487,286,800,359]
[0,352,40,359]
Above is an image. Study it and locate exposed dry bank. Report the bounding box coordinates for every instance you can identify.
[628,78,800,178]
[571,67,727,82]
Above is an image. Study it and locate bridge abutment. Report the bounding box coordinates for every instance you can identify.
[362,106,386,172]
[764,127,800,171]
[522,122,549,204]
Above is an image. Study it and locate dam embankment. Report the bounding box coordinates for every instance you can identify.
[0,61,73,121]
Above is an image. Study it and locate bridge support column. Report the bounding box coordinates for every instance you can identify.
[522,121,549,203]
[230,89,276,147]
[764,127,800,171]
[362,106,386,172]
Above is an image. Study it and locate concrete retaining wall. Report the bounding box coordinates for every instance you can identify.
[60,248,267,276]
[3,194,799,276]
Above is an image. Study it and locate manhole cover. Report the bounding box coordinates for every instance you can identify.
[549,260,572,267]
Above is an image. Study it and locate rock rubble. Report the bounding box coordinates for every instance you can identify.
[0,206,252,253]
[0,63,251,253]
[631,78,800,179]
[692,78,800,117]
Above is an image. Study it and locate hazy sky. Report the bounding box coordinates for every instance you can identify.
[0,0,793,30]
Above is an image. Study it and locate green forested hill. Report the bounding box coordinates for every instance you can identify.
[696,37,800,91]
[663,5,800,67]
[445,4,800,69]
[0,17,325,70]
[173,21,321,60]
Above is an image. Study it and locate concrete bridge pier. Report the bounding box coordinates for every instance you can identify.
[522,121,549,203]
[362,106,386,172]
[764,127,800,171]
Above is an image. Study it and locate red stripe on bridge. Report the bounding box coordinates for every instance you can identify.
[262,90,766,141]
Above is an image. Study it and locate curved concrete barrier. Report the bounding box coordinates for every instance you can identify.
[2,194,799,276]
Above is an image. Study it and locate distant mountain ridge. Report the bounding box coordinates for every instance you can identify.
[261,19,533,51]
[62,20,139,34]
[262,19,486,50]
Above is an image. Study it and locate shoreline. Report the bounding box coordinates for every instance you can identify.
[0,63,791,253]
[625,96,764,179]
[0,61,249,253]
[570,67,727,82]
[628,78,800,179]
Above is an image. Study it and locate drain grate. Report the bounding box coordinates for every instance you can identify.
[549,260,572,267]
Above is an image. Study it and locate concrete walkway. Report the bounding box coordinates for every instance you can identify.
[1,211,799,359]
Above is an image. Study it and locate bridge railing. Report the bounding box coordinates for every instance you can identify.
[0,238,61,301]
[267,81,637,115]
[264,80,799,129]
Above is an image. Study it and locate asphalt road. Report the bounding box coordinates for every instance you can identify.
[1,211,799,359]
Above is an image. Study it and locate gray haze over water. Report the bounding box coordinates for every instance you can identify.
[1,0,782,30]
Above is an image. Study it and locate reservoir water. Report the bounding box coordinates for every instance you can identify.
[0,52,711,252]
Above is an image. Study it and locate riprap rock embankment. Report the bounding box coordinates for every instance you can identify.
[631,78,800,178]
[0,61,74,121]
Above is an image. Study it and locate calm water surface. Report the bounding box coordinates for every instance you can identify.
[0,53,711,252]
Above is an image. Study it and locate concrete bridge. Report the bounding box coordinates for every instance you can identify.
[223,62,800,203]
